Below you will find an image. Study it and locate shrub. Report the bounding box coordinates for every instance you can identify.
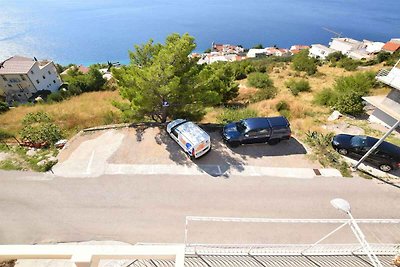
[0,101,9,114]
[276,100,290,111]
[285,79,311,96]
[334,91,365,115]
[292,49,317,75]
[247,72,273,89]
[250,86,278,102]
[217,108,258,124]
[336,57,360,71]
[326,51,346,64]
[19,112,64,145]
[314,88,336,106]
[314,72,375,115]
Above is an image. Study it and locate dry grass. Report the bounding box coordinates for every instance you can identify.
[231,63,387,136]
[0,91,123,137]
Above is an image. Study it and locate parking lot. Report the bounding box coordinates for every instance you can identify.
[53,126,341,178]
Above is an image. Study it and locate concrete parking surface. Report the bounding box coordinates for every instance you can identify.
[53,126,341,178]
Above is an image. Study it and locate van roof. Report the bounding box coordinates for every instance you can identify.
[174,121,210,145]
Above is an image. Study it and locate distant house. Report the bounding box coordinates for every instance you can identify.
[328,38,383,60]
[247,48,268,58]
[329,38,364,55]
[364,40,385,54]
[265,47,290,57]
[212,43,244,54]
[290,45,310,54]
[382,39,400,53]
[309,44,334,60]
[61,65,90,76]
[363,59,400,128]
[0,56,62,104]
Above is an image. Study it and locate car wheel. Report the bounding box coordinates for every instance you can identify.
[379,164,392,172]
[268,139,280,145]
[338,148,348,155]
[228,141,240,148]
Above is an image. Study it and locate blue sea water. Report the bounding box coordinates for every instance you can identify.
[0,0,399,65]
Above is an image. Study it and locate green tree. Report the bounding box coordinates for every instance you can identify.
[113,33,236,122]
[285,78,311,96]
[19,112,64,145]
[0,102,9,114]
[292,49,317,75]
[252,44,264,49]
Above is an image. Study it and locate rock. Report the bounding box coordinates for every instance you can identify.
[26,149,37,157]
[55,139,68,149]
[48,156,58,163]
[37,159,47,167]
[328,110,342,121]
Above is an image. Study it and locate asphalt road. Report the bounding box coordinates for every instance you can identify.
[0,170,399,245]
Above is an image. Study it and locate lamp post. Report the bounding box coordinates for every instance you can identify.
[330,198,383,267]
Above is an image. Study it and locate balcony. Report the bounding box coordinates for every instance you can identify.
[376,59,400,90]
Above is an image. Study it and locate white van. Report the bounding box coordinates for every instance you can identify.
[166,119,211,159]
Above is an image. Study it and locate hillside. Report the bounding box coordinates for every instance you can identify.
[0,63,391,139]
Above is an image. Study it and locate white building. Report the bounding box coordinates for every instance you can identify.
[247,48,268,58]
[0,56,62,104]
[363,60,400,128]
[309,44,334,60]
[329,38,364,55]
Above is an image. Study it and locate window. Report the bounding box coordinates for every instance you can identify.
[48,70,51,75]
[42,75,46,79]
[53,80,56,84]
[30,70,34,74]
[1,75,7,81]
[8,84,12,87]
[36,80,40,84]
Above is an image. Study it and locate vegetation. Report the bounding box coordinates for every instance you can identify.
[314,72,376,115]
[304,131,351,177]
[285,78,311,96]
[19,112,64,145]
[0,101,9,114]
[113,33,238,122]
[217,108,258,124]
[292,49,318,75]
[48,66,108,103]
[247,72,273,89]
[252,44,264,49]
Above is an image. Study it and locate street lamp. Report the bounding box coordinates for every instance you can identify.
[330,198,383,267]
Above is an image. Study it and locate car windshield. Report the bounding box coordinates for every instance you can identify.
[350,136,368,147]
[236,121,248,133]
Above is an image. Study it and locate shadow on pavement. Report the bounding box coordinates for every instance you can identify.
[228,137,307,159]
[155,126,246,177]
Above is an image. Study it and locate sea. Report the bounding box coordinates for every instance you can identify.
[0,0,399,65]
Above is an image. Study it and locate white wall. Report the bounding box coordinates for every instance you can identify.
[27,62,62,93]
[0,73,36,103]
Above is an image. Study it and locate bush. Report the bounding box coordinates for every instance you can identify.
[276,100,290,111]
[217,108,258,124]
[314,88,336,106]
[0,101,9,114]
[285,79,311,96]
[247,72,273,89]
[250,86,278,102]
[292,49,317,75]
[19,112,64,145]
[336,57,360,71]
[314,72,375,115]
[335,91,365,114]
